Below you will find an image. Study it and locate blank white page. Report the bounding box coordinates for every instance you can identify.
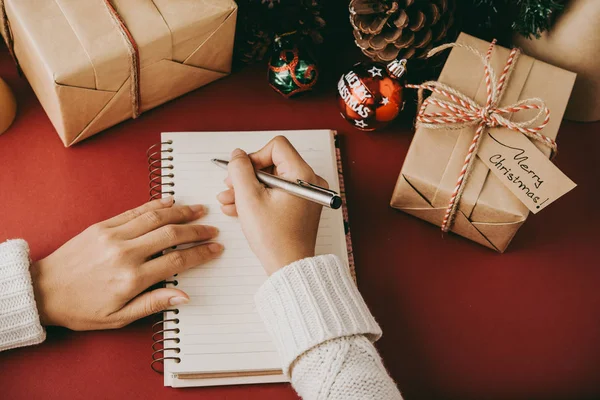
[160,130,349,385]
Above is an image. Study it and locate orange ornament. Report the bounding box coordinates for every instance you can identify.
[337,59,407,131]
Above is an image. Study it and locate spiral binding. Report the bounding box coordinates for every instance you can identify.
[147,141,175,200]
[147,140,182,373]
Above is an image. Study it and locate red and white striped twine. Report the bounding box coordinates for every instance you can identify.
[103,0,141,118]
[406,40,556,233]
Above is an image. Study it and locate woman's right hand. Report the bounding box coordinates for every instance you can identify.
[31,197,223,331]
[216,136,326,275]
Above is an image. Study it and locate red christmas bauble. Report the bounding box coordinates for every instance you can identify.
[336,59,407,131]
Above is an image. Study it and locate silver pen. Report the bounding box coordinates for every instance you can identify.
[211,159,343,209]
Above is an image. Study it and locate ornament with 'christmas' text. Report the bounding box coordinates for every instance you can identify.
[337,59,407,131]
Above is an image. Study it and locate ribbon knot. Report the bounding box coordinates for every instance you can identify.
[480,106,496,126]
[406,39,556,233]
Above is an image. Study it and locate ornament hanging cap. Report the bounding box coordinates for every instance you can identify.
[274,30,298,44]
[387,59,407,79]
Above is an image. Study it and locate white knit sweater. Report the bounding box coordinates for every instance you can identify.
[256,255,402,399]
[0,240,46,351]
[0,241,401,399]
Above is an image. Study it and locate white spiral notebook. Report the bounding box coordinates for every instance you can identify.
[148,130,355,388]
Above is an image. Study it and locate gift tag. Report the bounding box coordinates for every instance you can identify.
[478,130,576,213]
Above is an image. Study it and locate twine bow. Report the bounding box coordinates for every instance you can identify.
[406,40,557,233]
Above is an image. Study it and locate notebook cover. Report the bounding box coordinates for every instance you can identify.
[334,133,356,282]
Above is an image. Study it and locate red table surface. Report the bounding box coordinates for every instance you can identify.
[1,36,600,400]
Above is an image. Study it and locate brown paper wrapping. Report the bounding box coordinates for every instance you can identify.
[390,33,576,252]
[1,0,237,146]
[513,0,600,122]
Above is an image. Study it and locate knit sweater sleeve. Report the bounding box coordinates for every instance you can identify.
[0,240,46,352]
[255,255,402,400]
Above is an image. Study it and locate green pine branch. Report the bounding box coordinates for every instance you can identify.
[463,0,566,39]
[512,0,565,38]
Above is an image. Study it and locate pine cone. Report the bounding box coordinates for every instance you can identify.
[237,27,273,65]
[350,0,456,62]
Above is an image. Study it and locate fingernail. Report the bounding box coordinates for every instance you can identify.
[169,296,189,306]
[231,148,246,158]
[208,243,224,253]
[189,204,206,214]
[208,226,219,237]
[161,196,174,205]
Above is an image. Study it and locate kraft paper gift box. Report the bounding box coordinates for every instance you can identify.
[0,0,237,146]
[390,33,576,252]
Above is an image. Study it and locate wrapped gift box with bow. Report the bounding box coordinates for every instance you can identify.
[391,33,577,252]
[0,0,237,146]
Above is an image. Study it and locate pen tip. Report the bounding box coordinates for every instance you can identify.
[211,159,229,169]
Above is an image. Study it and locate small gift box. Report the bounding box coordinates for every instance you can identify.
[390,33,576,252]
[0,0,237,146]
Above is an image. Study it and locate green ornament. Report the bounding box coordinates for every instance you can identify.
[268,35,318,98]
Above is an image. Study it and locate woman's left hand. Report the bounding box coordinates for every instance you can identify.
[31,197,223,331]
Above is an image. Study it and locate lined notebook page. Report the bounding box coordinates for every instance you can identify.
[161,130,348,383]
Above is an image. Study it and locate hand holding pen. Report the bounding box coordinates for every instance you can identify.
[212,161,342,209]
[216,136,332,275]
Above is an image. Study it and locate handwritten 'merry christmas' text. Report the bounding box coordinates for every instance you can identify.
[478,131,576,213]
